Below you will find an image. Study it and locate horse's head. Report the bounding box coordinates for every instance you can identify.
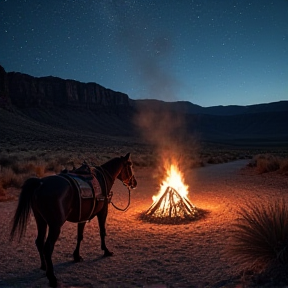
[117,153,137,189]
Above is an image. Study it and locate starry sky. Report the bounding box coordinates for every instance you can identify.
[1,0,287,107]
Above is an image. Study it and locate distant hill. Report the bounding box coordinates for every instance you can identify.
[131,98,288,145]
[1,64,288,147]
[131,98,288,116]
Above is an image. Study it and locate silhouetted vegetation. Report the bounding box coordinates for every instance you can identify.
[249,154,288,174]
[229,199,288,270]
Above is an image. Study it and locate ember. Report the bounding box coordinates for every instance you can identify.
[142,162,201,224]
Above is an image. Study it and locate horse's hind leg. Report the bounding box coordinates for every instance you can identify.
[44,225,61,287]
[73,222,86,262]
[97,205,113,257]
[34,210,47,270]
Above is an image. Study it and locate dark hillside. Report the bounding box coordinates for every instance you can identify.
[185,111,288,146]
[1,64,287,148]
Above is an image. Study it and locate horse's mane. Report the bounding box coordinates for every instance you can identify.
[101,156,122,169]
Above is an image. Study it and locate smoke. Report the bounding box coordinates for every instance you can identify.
[98,0,181,100]
[98,1,198,168]
[135,100,198,171]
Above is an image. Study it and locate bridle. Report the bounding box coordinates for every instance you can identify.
[111,161,135,212]
[117,160,134,186]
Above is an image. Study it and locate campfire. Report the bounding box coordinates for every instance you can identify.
[142,161,200,224]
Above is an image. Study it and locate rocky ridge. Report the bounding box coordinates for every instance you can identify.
[1,65,288,145]
[0,65,130,112]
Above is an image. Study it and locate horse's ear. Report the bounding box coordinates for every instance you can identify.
[124,153,130,161]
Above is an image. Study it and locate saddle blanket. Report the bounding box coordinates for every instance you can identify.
[69,175,104,200]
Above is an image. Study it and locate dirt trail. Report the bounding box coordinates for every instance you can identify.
[1,160,288,288]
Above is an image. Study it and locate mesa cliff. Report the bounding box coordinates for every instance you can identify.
[0,65,131,112]
[1,64,288,146]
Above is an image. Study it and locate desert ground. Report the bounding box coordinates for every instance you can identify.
[1,159,288,288]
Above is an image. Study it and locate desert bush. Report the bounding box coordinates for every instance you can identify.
[45,159,63,173]
[1,168,28,189]
[251,154,281,173]
[207,156,224,164]
[33,163,46,177]
[11,161,34,174]
[56,155,71,165]
[10,160,46,177]
[229,199,288,270]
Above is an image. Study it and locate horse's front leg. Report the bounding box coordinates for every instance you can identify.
[97,204,113,256]
[73,222,86,262]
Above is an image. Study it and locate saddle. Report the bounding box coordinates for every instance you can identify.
[60,163,112,222]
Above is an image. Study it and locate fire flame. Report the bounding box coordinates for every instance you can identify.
[143,160,198,222]
[153,163,189,203]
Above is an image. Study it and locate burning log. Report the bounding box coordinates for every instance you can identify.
[146,186,197,218]
[141,163,204,224]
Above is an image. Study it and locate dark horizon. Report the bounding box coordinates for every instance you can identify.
[2,63,288,110]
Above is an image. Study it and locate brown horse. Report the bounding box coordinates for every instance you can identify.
[10,153,137,287]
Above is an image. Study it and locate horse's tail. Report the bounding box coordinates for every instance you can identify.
[10,177,42,241]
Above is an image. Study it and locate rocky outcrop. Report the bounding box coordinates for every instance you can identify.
[0,65,131,112]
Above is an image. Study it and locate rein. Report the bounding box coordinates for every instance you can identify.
[110,186,131,212]
[95,165,131,212]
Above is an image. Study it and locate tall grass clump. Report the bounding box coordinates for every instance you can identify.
[255,154,280,173]
[249,154,284,174]
[1,168,28,189]
[229,199,288,269]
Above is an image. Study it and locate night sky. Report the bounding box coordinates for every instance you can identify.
[1,0,287,107]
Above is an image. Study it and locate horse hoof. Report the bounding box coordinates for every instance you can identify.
[48,278,57,287]
[74,255,83,262]
[103,250,114,257]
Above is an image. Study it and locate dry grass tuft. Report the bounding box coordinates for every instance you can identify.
[249,154,288,174]
[255,154,280,173]
[45,159,63,174]
[229,199,288,270]
[1,168,28,189]
[0,153,70,193]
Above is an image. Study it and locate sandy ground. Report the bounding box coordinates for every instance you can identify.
[1,160,288,288]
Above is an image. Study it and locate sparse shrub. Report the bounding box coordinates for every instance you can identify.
[207,156,224,164]
[45,159,63,173]
[229,199,288,270]
[1,168,27,189]
[259,158,279,173]
[34,163,45,177]
[11,161,34,174]
[252,154,281,174]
